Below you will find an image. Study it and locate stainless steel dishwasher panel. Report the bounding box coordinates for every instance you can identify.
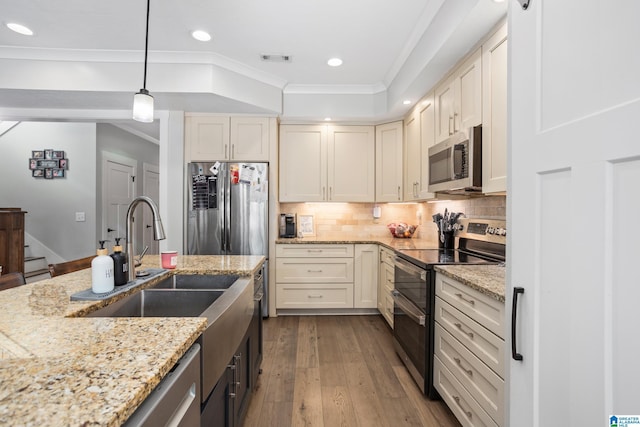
[124,343,201,427]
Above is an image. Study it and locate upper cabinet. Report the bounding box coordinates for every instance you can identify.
[482,22,508,194]
[434,48,482,144]
[375,121,403,202]
[185,115,271,162]
[404,92,436,201]
[279,125,375,202]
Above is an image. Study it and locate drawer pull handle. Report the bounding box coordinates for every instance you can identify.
[454,322,474,339]
[454,293,475,305]
[307,249,323,253]
[452,395,472,419]
[307,269,323,273]
[454,357,473,377]
[308,295,323,298]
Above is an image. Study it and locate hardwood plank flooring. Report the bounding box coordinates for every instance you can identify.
[242,315,461,427]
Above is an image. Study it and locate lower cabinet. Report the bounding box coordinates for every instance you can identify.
[202,310,261,427]
[377,246,395,327]
[434,272,505,427]
[275,243,378,310]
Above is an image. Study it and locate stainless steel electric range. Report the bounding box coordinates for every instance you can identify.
[392,218,506,397]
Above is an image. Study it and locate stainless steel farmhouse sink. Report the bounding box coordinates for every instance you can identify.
[152,274,240,290]
[84,273,254,407]
[85,289,225,318]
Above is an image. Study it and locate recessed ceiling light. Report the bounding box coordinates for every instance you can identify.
[327,58,343,67]
[191,30,211,42]
[403,100,412,105]
[7,23,33,36]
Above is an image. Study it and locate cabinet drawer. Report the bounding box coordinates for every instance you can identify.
[435,297,505,378]
[434,324,504,426]
[276,244,354,258]
[380,247,395,266]
[433,356,499,427]
[436,273,505,338]
[383,292,394,328]
[275,258,354,283]
[276,283,354,308]
[382,262,394,287]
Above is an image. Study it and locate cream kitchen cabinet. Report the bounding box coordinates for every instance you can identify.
[375,121,403,202]
[378,246,395,327]
[481,22,508,194]
[433,272,505,427]
[434,48,482,144]
[279,125,375,202]
[354,244,378,309]
[275,244,355,309]
[184,115,271,162]
[404,92,436,201]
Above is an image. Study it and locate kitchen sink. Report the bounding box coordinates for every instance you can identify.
[85,289,224,318]
[151,274,240,290]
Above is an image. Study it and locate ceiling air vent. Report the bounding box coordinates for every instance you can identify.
[260,54,292,63]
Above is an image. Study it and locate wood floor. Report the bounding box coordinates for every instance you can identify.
[242,315,461,427]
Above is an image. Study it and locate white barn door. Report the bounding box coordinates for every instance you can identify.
[509,0,640,426]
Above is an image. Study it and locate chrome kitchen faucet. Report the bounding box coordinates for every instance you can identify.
[125,196,166,282]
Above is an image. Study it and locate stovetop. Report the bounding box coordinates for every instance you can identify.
[396,248,499,269]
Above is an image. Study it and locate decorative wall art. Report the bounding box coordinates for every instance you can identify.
[29,149,68,179]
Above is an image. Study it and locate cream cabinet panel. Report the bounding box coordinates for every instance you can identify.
[482,23,508,194]
[327,126,375,202]
[276,283,354,309]
[375,121,403,202]
[229,117,270,161]
[434,48,482,144]
[404,110,421,200]
[279,125,327,202]
[378,246,395,327]
[185,115,230,161]
[275,258,354,284]
[354,244,378,309]
[276,244,353,258]
[418,96,436,199]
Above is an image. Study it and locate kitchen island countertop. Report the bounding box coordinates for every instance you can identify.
[0,254,264,427]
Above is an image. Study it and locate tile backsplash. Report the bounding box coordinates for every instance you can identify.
[280,195,506,243]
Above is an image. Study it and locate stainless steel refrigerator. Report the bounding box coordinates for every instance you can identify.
[187,161,269,315]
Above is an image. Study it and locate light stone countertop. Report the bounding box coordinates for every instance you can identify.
[276,236,440,251]
[0,254,265,427]
[434,264,506,302]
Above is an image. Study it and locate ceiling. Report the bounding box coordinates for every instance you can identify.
[0,0,507,139]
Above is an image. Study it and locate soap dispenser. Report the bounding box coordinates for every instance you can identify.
[110,237,128,286]
[92,240,114,294]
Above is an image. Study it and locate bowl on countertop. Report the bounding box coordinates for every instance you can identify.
[387,223,417,238]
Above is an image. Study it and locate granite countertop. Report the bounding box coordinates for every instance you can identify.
[0,254,264,427]
[434,264,506,302]
[276,236,440,251]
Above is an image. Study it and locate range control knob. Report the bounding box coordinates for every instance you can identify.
[499,228,507,236]
[487,226,496,235]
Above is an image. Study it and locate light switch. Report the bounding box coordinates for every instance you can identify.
[75,212,86,222]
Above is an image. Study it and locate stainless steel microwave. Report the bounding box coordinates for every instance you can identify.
[427,125,482,194]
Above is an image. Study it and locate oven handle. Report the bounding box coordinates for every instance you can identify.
[394,256,428,281]
[392,290,426,327]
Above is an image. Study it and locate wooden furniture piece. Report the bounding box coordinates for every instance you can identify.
[0,208,27,275]
[0,272,26,291]
[48,256,95,277]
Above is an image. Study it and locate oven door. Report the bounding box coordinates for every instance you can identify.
[393,256,430,393]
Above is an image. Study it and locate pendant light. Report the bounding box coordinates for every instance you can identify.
[132,0,153,123]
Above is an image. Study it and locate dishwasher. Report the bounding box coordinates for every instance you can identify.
[124,343,201,427]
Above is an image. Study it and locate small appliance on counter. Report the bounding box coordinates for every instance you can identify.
[279,213,297,238]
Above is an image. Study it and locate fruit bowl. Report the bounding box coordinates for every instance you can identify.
[387,223,417,238]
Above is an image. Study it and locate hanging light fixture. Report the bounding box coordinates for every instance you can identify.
[132,0,154,123]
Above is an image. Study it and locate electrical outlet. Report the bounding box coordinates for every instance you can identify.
[75,212,86,222]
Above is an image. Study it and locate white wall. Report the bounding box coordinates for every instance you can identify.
[0,122,97,260]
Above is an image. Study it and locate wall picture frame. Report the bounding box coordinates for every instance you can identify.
[44,149,54,160]
[32,150,44,159]
[298,214,315,237]
[29,148,69,179]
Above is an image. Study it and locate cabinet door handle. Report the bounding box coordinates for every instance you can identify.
[307,269,323,273]
[231,144,235,159]
[454,322,474,339]
[453,112,459,132]
[454,357,473,377]
[224,144,228,159]
[449,115,453,135]
[397,185,401,200]
[308,294,323,299]
[329,186,332,200]
[452,395,472,419]
[323,186,326,200]
[512,287,525,361]
[307,249,323,253]
[454,292,475,305]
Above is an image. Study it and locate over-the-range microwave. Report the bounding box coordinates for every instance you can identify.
[427,125,482,194]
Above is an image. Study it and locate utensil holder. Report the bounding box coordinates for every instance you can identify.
[439,230,455,252]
